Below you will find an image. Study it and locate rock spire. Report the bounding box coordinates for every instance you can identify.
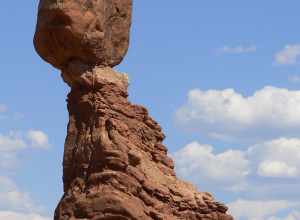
[34,1,234,219]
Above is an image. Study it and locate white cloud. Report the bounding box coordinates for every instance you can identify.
[0,104,7,113]
[217,45,257,54]
[175,86,300,141]
[268,211,300,220]
[0,104,8,120]
[0,105,23,121]
[174,83,300,217]
[0,177,50,220]
[26,130,49,149]
[0,131,49,169]
[228,199,299,220]
[0,176,17,191]
[288,75,300,83]
[173,137,300,194]
[173,142,250,189]
[258,161,298,178]
[0,176,43,213]
[275,44,300,65]
[0,190,36,213]
[286,212,300,220]
[0,133,26,152]
[248,138,300,178]
[0,133,27,169]
[0,211,51,220]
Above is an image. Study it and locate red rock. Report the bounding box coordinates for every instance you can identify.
[34,0,132,69]
[51,66,234,220]
[33,1,234,219]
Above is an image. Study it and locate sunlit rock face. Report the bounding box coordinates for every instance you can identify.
[33,1,234,220]
[55,67,234,220]
[34,0,132,69]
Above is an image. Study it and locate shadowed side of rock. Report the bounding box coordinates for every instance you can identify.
[54,65,234,220]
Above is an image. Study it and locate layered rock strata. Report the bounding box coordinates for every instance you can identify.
[33,1,234,219]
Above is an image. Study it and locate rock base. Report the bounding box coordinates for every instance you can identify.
[54,66,233,220]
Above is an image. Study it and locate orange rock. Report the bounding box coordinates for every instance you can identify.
[34,1,234,219]
[34,0,132,69]
[53,67,234,220]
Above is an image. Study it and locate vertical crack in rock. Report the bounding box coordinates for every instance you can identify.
[33,1,234,219]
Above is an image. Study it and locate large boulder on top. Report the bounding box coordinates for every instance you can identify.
[34,0,132,69]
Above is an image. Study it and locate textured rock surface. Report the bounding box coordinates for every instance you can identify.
[34,0,132,69]
[52,65,234,220]
[34,1,234,219]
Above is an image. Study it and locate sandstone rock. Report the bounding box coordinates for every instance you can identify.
[34,1,234,219]
[53,66,234,220]
[34,0,132,69]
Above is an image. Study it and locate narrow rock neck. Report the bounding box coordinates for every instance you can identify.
[61,65,130,192]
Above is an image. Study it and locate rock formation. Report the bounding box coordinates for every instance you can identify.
[34,1,234,220]
[34,0,132,69]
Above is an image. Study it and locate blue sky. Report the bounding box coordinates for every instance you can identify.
[1,1,300,220]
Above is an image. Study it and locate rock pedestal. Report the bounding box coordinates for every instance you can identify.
[52,64,233,220]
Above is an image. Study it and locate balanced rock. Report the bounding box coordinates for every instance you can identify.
[33,1,234,219]
[34,0,132,69]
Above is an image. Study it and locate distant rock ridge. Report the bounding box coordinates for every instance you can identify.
[33,1,234,220]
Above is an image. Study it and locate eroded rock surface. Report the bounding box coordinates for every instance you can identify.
[34,0,132,69]
[34,1,234,219]
[53,65,234,220]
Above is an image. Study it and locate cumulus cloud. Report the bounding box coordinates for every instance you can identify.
[0,177,50,219]
[268,211,300,220]
[0,104,8,120]
[0,131,49,169]
[0,133,26,152]
[228,199,299,220]
[175,86,300,141]
[288,75,300,83]
[275,44,300,65]
[174,85,300,219]
[0,188,35,213]
[217,45,257,54]
[258,161,298,178]
[26,130,49,149]
[0,176,17,191]
[248,138,300,178]
[0,104,7,113]
[173,139,300,218]
[0,133,26,169]
[0,211,51,220]
[0,104,24,121]
[0,176,43,213]
[173,137,300,194]
[173,142,250,189]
